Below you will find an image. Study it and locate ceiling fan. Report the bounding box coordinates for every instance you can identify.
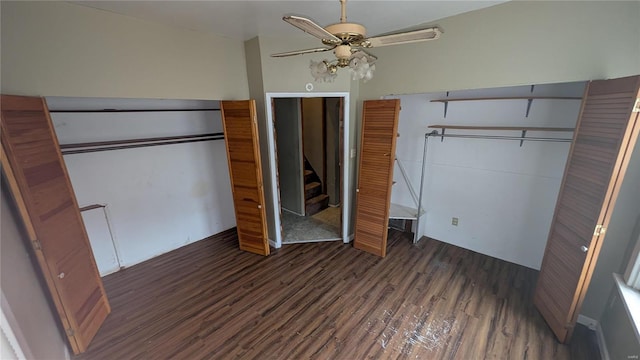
[272,0,443,81]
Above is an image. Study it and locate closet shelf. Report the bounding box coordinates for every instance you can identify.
[431,95,583,118]
[389,203,425,220]
[430,96,582,103]
[428,125,574,132]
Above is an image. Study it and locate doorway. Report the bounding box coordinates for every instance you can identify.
[265,92,350,247]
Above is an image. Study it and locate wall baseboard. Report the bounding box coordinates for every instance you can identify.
[577,314,598,330]
[577,314,610,360]
[595,322,610,360]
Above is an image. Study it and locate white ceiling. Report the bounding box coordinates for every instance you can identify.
[73,1,506,41]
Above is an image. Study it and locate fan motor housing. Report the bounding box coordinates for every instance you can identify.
[324,22,366,42]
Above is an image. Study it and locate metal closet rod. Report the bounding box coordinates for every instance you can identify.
[60,133,225,155]
[49,108,221,113]
[426,131,573,143]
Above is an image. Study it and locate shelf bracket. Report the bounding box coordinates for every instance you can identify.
[525,98,534,117]
[443,91,450,118]
[520,130,527,147]
[440,128,445,142]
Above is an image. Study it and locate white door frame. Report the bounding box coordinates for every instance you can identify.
[265,92,351,248]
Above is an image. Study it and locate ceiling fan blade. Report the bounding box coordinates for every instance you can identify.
[283,15,341,43]
[271,47,335,58]
[365,27,442,48]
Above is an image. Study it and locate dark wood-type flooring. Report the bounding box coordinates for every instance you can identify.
[75,228,600,359]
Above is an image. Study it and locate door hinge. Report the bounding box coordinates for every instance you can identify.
[633,98,640,113]
[32,239,42,251]
[65,328,75,337]
[594,224,607,236]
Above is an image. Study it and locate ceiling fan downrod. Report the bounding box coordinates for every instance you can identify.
[339,0,347,23]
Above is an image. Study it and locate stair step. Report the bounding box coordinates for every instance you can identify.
[304,169,316,183]
[305,194,330,216]
[304,182,322,200]
[306,193,329,205]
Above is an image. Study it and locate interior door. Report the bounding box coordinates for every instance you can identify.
[221,100,270,256]
[534,76,640,342]
[273,98,305,215]
[0,95,111,354]
[338,97,344,231]
[354,99,401,257]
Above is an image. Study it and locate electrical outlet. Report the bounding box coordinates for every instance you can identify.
[452,217,459,226]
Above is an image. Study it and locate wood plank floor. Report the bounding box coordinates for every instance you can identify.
[75,228,600,359]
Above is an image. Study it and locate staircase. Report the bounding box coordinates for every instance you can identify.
[304,158,329,216]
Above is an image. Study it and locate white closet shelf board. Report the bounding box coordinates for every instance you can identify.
[389,202,425,220]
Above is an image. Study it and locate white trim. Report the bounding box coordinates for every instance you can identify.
[282,207,304,217]
[614,272,640,342]
[265,92,351,248]
[1,310,26,360]
[268,239,278,249]
[282,238,342,244]
[624,232,640,288]
[0,292,29,360]
[577,314,597,330]
[297,98,306,216]
[596,322,611,360]
[576,314,610,360]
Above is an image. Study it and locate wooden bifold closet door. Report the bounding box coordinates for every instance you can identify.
[354,99,401,257]
[220,100,270,256]
[534,75,640,342]
[1,95,110,354]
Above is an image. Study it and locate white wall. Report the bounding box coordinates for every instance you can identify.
[302,98,325,182]
[1,191,69,359]
[0,1,249,354]
[390,82,584,269]
[244,37,279,241]
[360,1,640,99]
[0,1,249,100]
[582,141,640,319]
[48,98,236,269]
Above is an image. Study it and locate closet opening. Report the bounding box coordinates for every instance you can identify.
[265,93,351,247]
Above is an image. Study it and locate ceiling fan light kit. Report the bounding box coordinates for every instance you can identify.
[272,0,443,82]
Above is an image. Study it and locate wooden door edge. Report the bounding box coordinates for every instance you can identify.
[352,101,368,251]
[353,99,401,258]
[41,98,111,316]
[567,92,640,341]
[0,138,82,354]
[220,100,270,256]
[248,100,270,256]
[380,99,402,256]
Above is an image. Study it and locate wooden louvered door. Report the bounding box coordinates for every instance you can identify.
[354,99,401,257]
[0,95,110,354]
[534,75,640,342]
[221,100,270,256]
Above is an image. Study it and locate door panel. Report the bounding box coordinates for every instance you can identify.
[273,98,304,215]
[534,76,640,342]
[221,100,270,256]
[1,95,110,354]
[354,99,401,257]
